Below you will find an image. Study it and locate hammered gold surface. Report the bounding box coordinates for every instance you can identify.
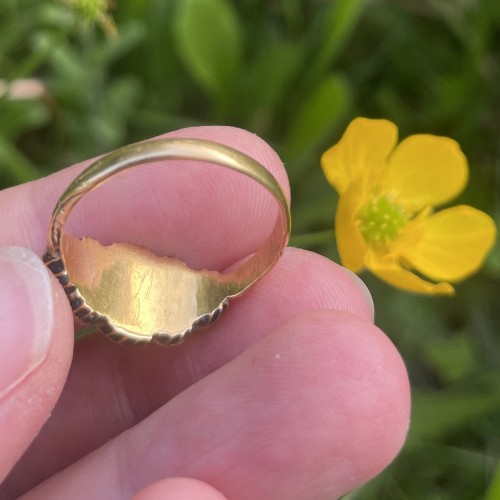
[62,235,241,337]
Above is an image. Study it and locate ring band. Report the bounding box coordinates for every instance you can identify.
[43,139,291,345]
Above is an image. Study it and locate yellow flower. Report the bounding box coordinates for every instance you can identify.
[321,117,497,295]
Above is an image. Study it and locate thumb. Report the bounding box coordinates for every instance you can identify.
[0,247,74,481]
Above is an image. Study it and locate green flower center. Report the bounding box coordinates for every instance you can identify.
[358,195,408,245]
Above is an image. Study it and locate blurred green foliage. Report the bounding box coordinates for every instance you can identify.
[1,0,500,498]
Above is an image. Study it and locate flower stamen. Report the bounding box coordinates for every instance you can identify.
[358,195,408,245]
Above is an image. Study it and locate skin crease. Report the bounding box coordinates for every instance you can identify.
[0,126,410,499]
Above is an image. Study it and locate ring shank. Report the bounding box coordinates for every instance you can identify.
[43,139,291,345]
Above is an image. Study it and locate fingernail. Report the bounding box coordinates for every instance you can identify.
[0,247,53,399]
[344,268,375,318]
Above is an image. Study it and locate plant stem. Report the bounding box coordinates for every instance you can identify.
[289,229,332,248]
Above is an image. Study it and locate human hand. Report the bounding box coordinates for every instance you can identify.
[0,127,410,499]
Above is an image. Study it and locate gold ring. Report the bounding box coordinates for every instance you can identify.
[43,139,291,345]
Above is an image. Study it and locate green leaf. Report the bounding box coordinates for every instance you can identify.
[0,132,40,183]
[285,74,350,157]
[250,41,302,110]
[172,0,243,97]
[484,211,500,278]
[306,0,366,82]
[485,461,500,500]
[423,333,476,383]
[408,389,500,446]
[0,100,50,140]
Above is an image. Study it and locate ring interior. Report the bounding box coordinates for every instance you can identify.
[61,214,285,339]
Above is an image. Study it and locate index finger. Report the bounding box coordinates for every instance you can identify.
[0,126,290,271]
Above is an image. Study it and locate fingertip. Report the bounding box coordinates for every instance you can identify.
[215,309,410,497]
[0,247,54,401]
[238,247,375,329]
[138,309,410,499]
[160,125,291,201]
[0,246,73,479]
[296,310,410,488]
[340,265,375,321]
[133,477,227,500]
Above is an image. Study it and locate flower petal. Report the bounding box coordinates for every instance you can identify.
[401,205,497,282]
[381,135,468,211]
[335,183,366,272]
[321,117,398,194]
[365,251,454,295]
